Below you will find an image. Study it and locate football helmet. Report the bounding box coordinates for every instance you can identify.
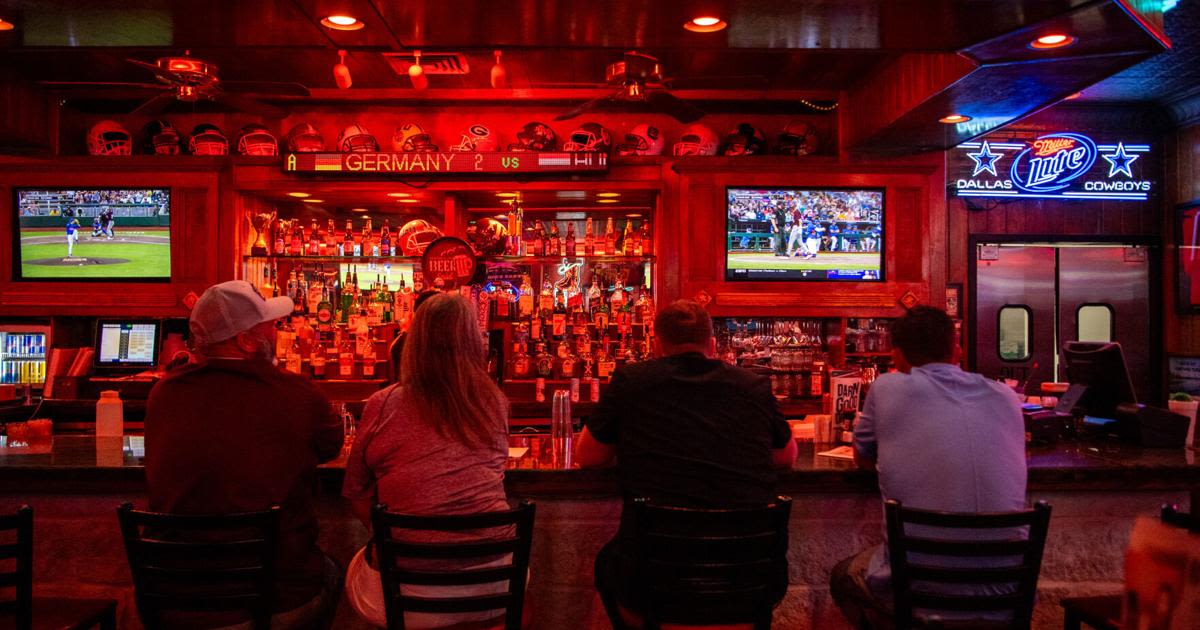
[286,123,325,153]
[508,122,557,152]
[563,122,612,153]
[142,119,181,155]
[467,217,509,256]
[616,124,664,156]
[397,219,443,256]
[188,123,229,156]
[236,124,279,156]
[776,120,820,156]
[338,124,379,153]
[450,124,498,152]
[392,123,439,153]
[720,123,767,156]
[87,120,133,156]
[671,124,718,156]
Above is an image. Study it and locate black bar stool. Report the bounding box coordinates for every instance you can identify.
[1060,504,1197,630]
[885,499,1053,630]
[371,501,536,630]
[621,495,793,630]
[0,505,116,630]
[116,502,281,630]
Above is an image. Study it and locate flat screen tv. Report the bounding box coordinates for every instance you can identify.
[13,188,171,281]
[725,187,884,281]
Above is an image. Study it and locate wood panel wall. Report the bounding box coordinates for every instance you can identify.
[1163,123,1200,355]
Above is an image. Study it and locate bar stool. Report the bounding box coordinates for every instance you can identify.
[1060,504,1197,630]
[885,499,1053,630]
[117,502,281,630]
[0,505,116,630]
[616,496,793,630]
[371,501,536,630]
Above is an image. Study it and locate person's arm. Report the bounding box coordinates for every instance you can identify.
[576,426,616,468]
[758,375,798,469]
[852,385,879,469]
[311,389,345,464]
[341,392,385,527]
[578,370,626,468]
[772,436,798,469]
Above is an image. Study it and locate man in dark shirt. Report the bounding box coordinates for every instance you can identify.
[146,280,344,628]
[577,299,797,625]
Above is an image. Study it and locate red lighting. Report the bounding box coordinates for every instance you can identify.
[0,19,14,31]
[321,15,365,31]
[1030,33,1076,49]
[939,114,971,124]
[684,16,727,32]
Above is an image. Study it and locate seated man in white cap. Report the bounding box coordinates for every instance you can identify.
[145,280,344,629]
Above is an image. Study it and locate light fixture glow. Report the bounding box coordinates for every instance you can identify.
[397,198,420,204]
[302,198,325,203]
[1065,92,1082,100]
[287,192,311,198]
[596,192,621,198]
[597,199,620,204]
[321,15,364,30]
[1030,33,1076,49]
[939,114,971,124]
[495,192,518,198]
[351,207,369,213]
[0,19,14,31]
[626,213,644,218]
[387,192,412,198]
[684,16,727,32]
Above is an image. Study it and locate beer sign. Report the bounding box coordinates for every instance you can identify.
[421,237,478,289]
[953,132,1153,201]
[283,151,608,175]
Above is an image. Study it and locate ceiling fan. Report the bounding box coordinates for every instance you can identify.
[554,52,706,123]
[44,53,310,117]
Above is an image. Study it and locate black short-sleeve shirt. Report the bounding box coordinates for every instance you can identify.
[587,352,791,515]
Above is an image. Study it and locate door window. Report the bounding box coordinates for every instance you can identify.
[998,306,1031,361]
[1077,304,1114,343]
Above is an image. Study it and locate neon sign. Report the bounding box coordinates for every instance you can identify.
[283,151,608,176]
[953,132,1152,201]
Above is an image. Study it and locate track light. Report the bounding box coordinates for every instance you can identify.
[491,50,508,89]
[409,50,428,90]
[333,50,352,89]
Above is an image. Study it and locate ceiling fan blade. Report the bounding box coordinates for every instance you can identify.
[220,81,311,97]
[125,58,191,85]
[212,92,285,118]
[130,93,177,116]
[663,75,770,91]
[554,94,617,121]
[40,81,167,90]
[645,92,705,123]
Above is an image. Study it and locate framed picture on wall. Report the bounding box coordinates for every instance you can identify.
[1176,203,1200,313]
[945,283,962,318]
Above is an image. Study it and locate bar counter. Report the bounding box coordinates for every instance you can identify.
[0,434,1194,629]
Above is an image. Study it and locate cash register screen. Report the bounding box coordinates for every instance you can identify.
[95,321,160,368]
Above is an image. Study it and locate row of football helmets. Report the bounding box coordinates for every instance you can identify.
[86,119,821,157]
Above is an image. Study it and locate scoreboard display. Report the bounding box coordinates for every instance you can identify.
[284,151,609,175]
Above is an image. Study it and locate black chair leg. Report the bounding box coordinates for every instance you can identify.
[1063,608,1082,630]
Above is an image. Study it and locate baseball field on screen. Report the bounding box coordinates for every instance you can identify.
[18,227,171,279]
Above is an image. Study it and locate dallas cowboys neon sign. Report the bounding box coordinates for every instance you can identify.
[954,132,1152,201]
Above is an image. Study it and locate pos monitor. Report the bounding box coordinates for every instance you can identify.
[94,320,161,369]
[1062,341,1137,420]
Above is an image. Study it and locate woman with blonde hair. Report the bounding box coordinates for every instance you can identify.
[342,293,511,628]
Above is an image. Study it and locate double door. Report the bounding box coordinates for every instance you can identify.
[972,243,1154,401]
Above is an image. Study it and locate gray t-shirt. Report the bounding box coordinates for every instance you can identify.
[853,363,1027,597]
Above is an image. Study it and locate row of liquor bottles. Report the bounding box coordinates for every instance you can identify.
[497,209,653,258]
[271,217,409,258]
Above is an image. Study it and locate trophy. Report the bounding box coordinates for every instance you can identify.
[248,209,277,256]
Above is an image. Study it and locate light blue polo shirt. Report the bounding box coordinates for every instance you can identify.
[853,362,1027,597]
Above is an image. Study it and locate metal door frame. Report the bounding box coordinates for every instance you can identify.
[968,234,1162,402]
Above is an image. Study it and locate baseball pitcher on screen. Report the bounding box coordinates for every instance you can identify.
[65,217,80,257]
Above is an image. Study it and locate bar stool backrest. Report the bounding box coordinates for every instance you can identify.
[116,502,281,630]
[370,501,535,630]
[885,499,1052,630]
[0,505,33,629]
[631,496,793,630]
[1161,504,1199,532]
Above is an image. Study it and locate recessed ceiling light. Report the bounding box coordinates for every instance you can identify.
[597,199,620,204]
[397,198,420,204]
[351,207,369,213]
[287,192,311,198]
[321,15,364,31]
[938,114,971,124]
[626,213,644,218]
[387,192,412,198]
[684,16,727,32]
[0,19,14,31]
[302,198,324,203]
[1065,92,1082,100]
[495,192,518,198]
[1030,33,1076,49]
[596,192,621,198]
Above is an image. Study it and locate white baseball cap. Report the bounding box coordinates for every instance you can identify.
[189,280,293,347]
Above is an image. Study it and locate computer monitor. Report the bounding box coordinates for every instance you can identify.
[1062,341,1137,420]
[94,320,161,369]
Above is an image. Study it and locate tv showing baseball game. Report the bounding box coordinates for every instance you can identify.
[14,188,171,280]
[725,187,884,281]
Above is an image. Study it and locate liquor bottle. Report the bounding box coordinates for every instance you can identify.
[610,278,626,312]
[534,343,554,378]
[557,341,577,379]
[270,261,281,297]
[380,219,392,257]
[325,219,338,255]
[586,275,603,315]
[286,337,303,374]
[538,279,555,319]
[597,339,616,379]
[290,223,303,256]
[343,219,355,257]
[306,271,324,315]
[540,221,552,257]
[584,217,595,256]
[631,221,644,256]
[509,343,532,379]
[594,301,611,332]
[413,271,424,293]
[308,219,321,256]
[274,222,286,255]
[533,222,546,256]
[564,222,576,257]
[621,220,634,255]
[361,339,377,379]
[549,222,561,256]
[634,286,653,324]
[506,205,520,255]
[604,216,616,255]
[530,315,543,341]
[640,219,653,255]
[310,340,327,379]
[518,275,534,318]
[316,284,334,328]
[395,276,415,330]
[579,340,595,378]
[338,333,355,379]
[377,277,393,324]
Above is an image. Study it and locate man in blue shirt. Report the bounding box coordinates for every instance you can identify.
[830,306,1026,628]
[65,217,80,257]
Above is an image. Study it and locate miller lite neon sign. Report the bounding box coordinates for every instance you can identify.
[953,132,1152,201]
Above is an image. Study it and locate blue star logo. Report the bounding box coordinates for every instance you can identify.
[1101,142,1139,178]
[966,141,1003,176]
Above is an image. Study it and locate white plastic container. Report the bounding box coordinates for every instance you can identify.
[96,390,124,437]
